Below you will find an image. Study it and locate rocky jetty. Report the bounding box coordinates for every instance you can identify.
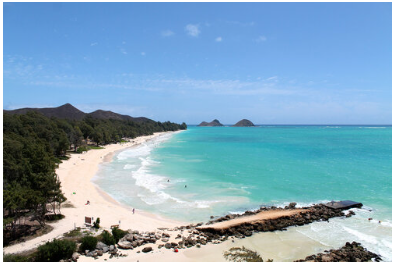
[198,119,223,127]
[233,119,255,127]
[78,202,365,261]
[197,203,354,237]
[295,242,382,262]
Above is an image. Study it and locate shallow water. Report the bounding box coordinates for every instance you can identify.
[93,125,392,260]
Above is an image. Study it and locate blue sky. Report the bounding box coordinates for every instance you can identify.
[3,2,392,124]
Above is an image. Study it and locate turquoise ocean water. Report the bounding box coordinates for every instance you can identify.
[93,125,392,260]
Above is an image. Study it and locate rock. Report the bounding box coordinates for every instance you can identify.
[124,234,135,242]
[96,242,107,250]
[295,242,382,262]
[321,255,332,262]
[161,238,169,242]
[97,250,103,256]
[165,243,172,249]
[103,246,109,253]
[117,241,133,249]
[142,247,152,253]
[72,252,79,262]
[109,245,115,251]
[288,202,297,209]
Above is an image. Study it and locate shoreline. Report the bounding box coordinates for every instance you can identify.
[3,131,186,255]
[3,129,391,262]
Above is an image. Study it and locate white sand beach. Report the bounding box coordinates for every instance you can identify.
[3,132,186,255]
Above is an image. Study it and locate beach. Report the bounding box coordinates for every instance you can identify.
[3,132,186,256]
[2,130,334,262]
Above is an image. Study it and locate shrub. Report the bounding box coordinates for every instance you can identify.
[93,217,100,229]
[3,253,31,262]
[112,227,128,243]
[76,146,88,154]
[101,230,116,245]
[36,239,77,262]
[79,236,98,252]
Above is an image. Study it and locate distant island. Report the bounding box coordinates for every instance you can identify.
[233,119,255,127]
[198,119,224,127]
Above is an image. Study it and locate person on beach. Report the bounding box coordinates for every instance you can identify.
[185,185,187,188]
[132,208,135,214]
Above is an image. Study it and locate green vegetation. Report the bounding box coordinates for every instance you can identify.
[36,239,77,262]
[3,111,186,245]
[79,235,98,252]
[100,230,116,245]
[111,227,128,243]
[223,246,264,262]
[3,253,32,262]
[93,217,100,229]
[63,227,82,238]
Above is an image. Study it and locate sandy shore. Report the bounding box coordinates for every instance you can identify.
[3,131,186,255]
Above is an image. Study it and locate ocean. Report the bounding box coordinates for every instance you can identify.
[93,125,392,261]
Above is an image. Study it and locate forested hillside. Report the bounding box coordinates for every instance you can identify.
[3,110,186,245]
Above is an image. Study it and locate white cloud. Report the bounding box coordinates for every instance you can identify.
[141,52,146,56]
[185,24,200,37]
[161,30,175,37]
[255,36,267,42]
[266,76,278,81]
[90,42,98,46]
[215,37,222,42]
[120,48,127,55]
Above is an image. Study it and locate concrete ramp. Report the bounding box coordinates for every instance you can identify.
[324,200,363,210]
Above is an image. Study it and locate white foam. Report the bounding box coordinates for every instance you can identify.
[342,226,378,244]
[358,127,386,129]
[123,164,136,169]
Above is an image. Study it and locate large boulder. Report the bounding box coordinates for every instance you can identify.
[142,247,153,253]
[96,242,107,250]
[117,241,133,249]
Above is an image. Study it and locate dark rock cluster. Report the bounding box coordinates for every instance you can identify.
[117,230,162,249]
[78,243,121,260]
[294,242,382,262]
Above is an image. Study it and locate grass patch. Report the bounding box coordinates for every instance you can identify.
[87,145,104,150]
[64,227,82,238]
